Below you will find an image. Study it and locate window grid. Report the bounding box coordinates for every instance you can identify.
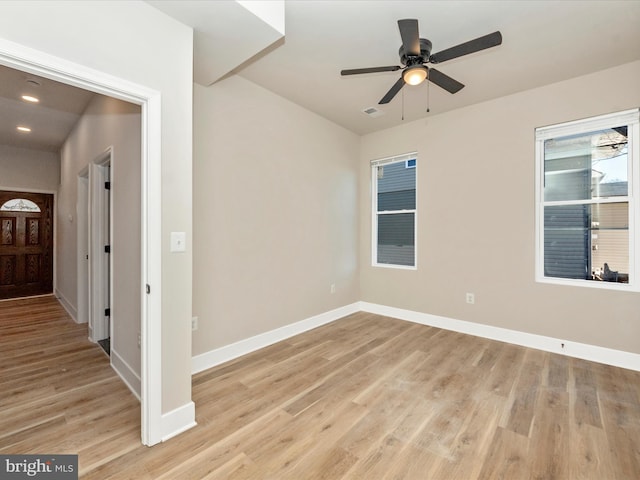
[371,153,417,269]
[535,109,639,291]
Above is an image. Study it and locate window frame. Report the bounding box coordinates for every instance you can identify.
[371,152,418,270]
[535,108,640,291]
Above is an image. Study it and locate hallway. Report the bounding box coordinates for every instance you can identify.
[0,295,140,474]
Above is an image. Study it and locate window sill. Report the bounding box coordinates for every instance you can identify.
[372,263,417,271]
[536,275,640,292]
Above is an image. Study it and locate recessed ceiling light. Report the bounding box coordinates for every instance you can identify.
[21,95,39,103]
[16,126,31,133]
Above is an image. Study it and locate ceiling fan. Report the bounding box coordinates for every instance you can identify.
[341,19,502,104]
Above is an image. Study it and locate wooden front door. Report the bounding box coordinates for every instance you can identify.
[0,191,54,300]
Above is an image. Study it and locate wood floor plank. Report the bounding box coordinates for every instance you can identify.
[505,355,542,436]
[547,351,570,391]
[487,342,526,398]
[2,295,640,479]
[529,389,571,480]
[476,426,530,480]
[251,401,367,479]
[598,397,640,478]
[428,395,502,480]
[569,422,616,480]
[572,361,603,428]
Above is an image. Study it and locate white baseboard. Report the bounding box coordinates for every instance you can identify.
[111,347,141,401]
[161,401,197,442]
[358,301,640,372]
[55,289,77,322]
[192,302,361,374]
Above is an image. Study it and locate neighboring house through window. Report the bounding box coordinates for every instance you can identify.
[371,152,417,268]
[535,108,639,290]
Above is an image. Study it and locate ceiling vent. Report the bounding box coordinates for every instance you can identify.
[362,106,384,118]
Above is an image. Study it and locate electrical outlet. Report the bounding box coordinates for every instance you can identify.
[465,293,475,304]
[330,283,336,294]
[192,316,198,331]
[137,334,141,348]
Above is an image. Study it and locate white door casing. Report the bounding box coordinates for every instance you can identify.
[77,168,89,327]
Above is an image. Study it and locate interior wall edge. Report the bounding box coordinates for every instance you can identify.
[191,302,361,375]
[359,302,640,372]
[54,288,77,323]
[161,401,197,443]
[111,347,141,401]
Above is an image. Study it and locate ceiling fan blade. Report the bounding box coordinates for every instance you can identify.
[428,68,464,94]
[341,66,401,76]
[398,19,420,56]
[379,77,405,104]
[429,31,502,64]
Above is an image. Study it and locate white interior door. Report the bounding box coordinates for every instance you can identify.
[89,153,111,343]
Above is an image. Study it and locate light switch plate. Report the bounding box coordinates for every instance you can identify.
[170,231,186,252]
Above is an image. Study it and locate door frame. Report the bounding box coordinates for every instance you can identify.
[76,168,89,326]
[0,188,57,300]
[0,38,163,446]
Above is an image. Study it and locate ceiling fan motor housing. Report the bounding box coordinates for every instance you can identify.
[399,38,432,66]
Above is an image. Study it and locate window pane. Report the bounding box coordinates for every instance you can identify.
[377,213,414,266]
[377,161,416,212]
[0,198,41,212]
[544,204,590,279]
[544,127,628,202]
[591,202,629,282]
[544,203,629,282]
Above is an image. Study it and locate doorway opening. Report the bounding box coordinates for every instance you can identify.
[0,41,164,445]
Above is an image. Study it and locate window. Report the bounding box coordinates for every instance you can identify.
[535,109,639,290]
[371,152,417,268]
[0,198,41,212]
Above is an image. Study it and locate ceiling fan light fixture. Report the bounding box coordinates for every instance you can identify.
[21,94,39,103]
[403,65,428,86]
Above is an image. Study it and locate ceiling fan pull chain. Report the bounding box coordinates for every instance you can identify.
[402,87,405,121]
[426,76,430,113]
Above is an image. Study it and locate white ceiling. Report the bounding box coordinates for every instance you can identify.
[1,0,639,153]
[147,0,284,86]
[0,64,95,152]
[234,0,640,135]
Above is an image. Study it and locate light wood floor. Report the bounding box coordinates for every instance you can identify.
[1,296,639,479]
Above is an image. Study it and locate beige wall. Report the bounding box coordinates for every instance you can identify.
[192,76,360,354]
[59,94,141,377]
[0,1,193,414]
[360,60,640,355]
[0,145,59,191]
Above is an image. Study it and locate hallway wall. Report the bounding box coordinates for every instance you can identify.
[0,145,59,192]
[58,94,142,389]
